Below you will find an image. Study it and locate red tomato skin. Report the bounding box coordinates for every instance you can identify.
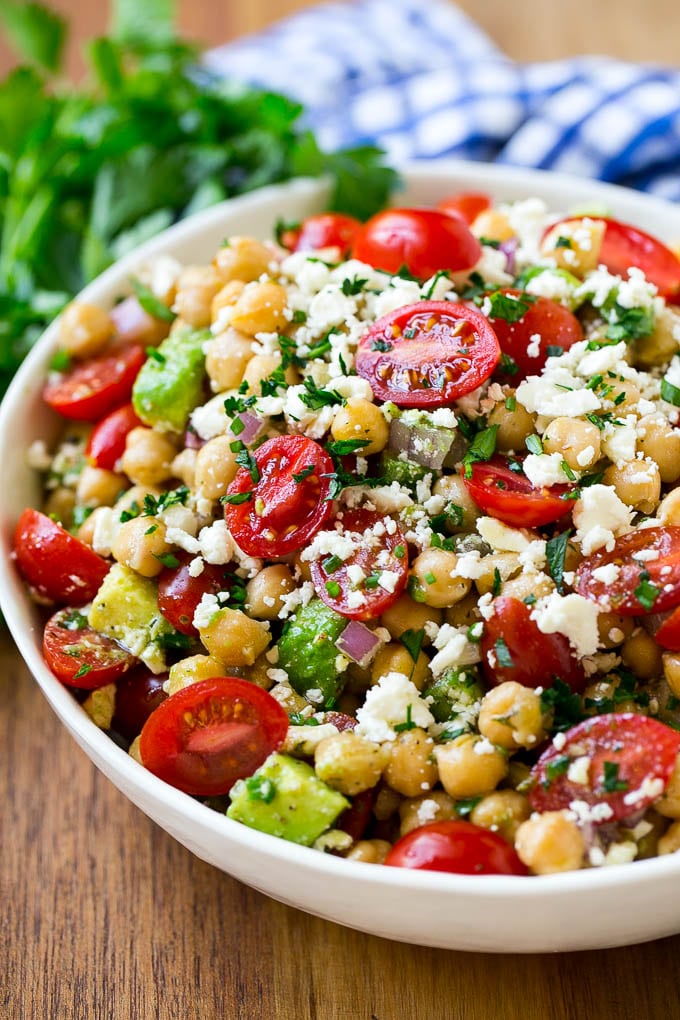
[529,713,680,822]
[43,344,146,421]
[112,668,169,741]
[576,526,680,616]
[14,509,109,605]
[157,556,236,636]
[287,213,361,255]
[86,403,142,470]
[310,508,409,620]
[356,301,500,408]
[480,596,586,693]
[463,457,572,528]
[224,435,334,558]
[654,607,680,652]
[490,292,583,382]
[43,608,136,689]
[436,192,491,225]
[352,208,482,280]
[139,677,289,796]
[385,820,528,875]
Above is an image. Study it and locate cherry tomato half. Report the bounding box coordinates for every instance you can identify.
[14,509,109,604]
[139,677,288,796]
[384,820,528,875]
[436,191,491,225]
[654,606,680,652]
[529,713,680,822]
[576,526,680,616]
[310,508,408,620]
[43,607,136,689]
[490,291,583,382]
[480,595,586,693]
[157,555,237,636]
[283,213,361,255]
[352,208,481,280]
[224,435,334,558]
[86,402,142,470]
[356,301,500,408]
[112,668,169,741]
[463,456,573,528]
[43,344,146,421]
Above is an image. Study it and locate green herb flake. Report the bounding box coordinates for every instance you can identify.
[494,636,514,668]
[602,761,628,794]
[325,580,341,598]
[462,424,499,479]
[58,609,88,631]
[394,705,416,733]
[543,754,571,787]
[491,567,502,598]
[546,529,572,594]
[634,568,660,611]
[220,491,253,506]
[661,378,680,407]
[504,396,516,412]
[487,290,537,323]
[245,775,277,804]
[293,464,315,484]
[400,628,425,664]
[130,277,176,322]
[525,434,543,456]
[49,349,71,372]
[235,448,261,484]
[370,338,392,352]
[341,275,368,296]
[72,663,92,681]
[540,679,584,732]
[154,552,180,569]
[326,438,369,457]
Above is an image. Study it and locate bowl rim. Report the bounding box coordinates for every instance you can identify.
[4,159,680,901]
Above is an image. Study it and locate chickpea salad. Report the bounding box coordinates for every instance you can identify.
[14,193,680,877]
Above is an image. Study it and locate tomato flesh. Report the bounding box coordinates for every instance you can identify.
[43,344,146,421]
[86,402,143,470]
[14,508,109,604]
[224,435,334,558]
[576,526,680,616]
[112,668,169,741]
[43,607,136,689]
[139,677,288,796]
[157,555,237,636]
[490,291,583,382]
[356,301,500,408]
[384,820,528,875]
[436,191,491,225]
[529,713,680,822]
[285,213,361,255]
[352,208,481,280]
[654,607,680,652]
[480,595,586,692]
[463,456,573,528]
[310,508,408,620]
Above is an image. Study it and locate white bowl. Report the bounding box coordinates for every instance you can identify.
[3,161,680,953]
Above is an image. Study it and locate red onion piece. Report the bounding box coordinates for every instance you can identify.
[499,238,517,276]
[110,296,170,347]
[388,418,467,471]
[335,620,383,667]
[183,425,205,449]
[229,411,264,445]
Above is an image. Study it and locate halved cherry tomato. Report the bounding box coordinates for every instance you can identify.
[139,676,288,796]
[43,607,136,689]
[576,526,680,616]
[463,456,573,528]
[654,607,680,652]
[480,595,586,692]
[282,213,361,255]
[14,509,109,604]
[489,290,583,382]
[384,820,528,875]
[529,713,680,822]
[351,208,481,280]
[224,435,334,558]
[112,668,169,741]
[547,215,680,299]
[436,191,491,225]
[310,508,408,620]
[85,403,142,470]
[356,301,500,408]
[157,555,236,636]
[43,344,145,421]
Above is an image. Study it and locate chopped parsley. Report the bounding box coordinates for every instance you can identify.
[525,434,543,455]
[394,705,416,733]
[154,552,180,569]
[156,631,192,652]
[370,338,392,352]
[540,679,584,732]
[293,464,316,483]
[602,761,628,794]
[400,628,425,663]
[487,290,537,323]
[235,448,260,484]
[462,424,499,479]
[494,636,514,668]
[543,754,571,786]
[130,277,176,322]
[634,569,660,611]
[661,377,680,407]
[546,529,572,594]
[49,349,71,372]
[341,275,368,296]
[245,775,277,804]
[220,491,253,506]
[58,609,88,631]
[326,438,369,456]
[491,567,502,597]
[73,663,92,681]
[299,376,345,410]
[453,796,482,818]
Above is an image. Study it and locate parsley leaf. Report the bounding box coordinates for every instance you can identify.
[487,290,537,323]
[462,424,499,479]
[540,679,584,732]
[400,628,425,664]
[634,568,660,611]
[494,636,514,668]
[299,376,345,410]
[394,705,416,733]
[546,529,572,594]
[602,761,628,793]
[130,277,175,322]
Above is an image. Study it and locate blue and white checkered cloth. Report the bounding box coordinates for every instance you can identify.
[206,0,680,201]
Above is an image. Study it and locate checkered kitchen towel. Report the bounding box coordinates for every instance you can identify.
[206,0,680,200]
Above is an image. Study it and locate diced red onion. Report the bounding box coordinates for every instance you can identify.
[499,238,517,276]
[230,411,264,445]
[336,620,383,668]
[110,296,170,346]
[388,419,467,471]
[183,425,205,449]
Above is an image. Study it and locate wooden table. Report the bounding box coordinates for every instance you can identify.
[3,2,680,1017]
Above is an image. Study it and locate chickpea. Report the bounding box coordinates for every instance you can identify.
[82,682,117,730]
[435,734,508,799]
[229,281,289,336]
[111,517,172,577]
[637,415,680,483]
[346,840,392,864]
[596,611,634,650]
[44,486,75,526]
[120,427,177,487]
[501,572,555,603]
[658,821,680,856]
[633,305,680,368]
[663,653,680,698]
[314,731,387,796]
[602,460,660,514]
[194,435,239,501]
[268,681,309,715]
[59,301,113,359]
[488,398,537,453]
[173,265,223,327]
[432,474,479,531]
[470,790,530,843]
[506,759,532,792]
[246,565,296,620]
[444,592,480,629]
[409,548,471,609]
[373,784,402,821]
[330,397,388,456]
[540,218,605,276]
[76,505,106,546]
[656,753,680,819]
[198,607,270,666]
[621,628,663,680]
[247,654,275,690]
[398,790,457,837]
[383,728,438,797]
[658,487,680,526]
[380,594,442,639]
[474,552,521,596]
[214,236,273,283]
[477,682,546,751]
[76,465,126,508]
[129,735,143,765]
[171,448,197,489]
[600,379,640,414]
[211,280,246,323]
[371,643,430,691]
[205,327,255,391]
[542,416,602,471]
[470,209,514,242]
[515,811,586,874]
[166,654,227,696]
[583,676,638,716]
[242,353,297,394]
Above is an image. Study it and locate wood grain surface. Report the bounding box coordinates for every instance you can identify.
[3,2,680,1019]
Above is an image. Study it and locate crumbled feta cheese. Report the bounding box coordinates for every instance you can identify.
[567,756,591,785]
[532,592,600,657]
[623,776,665,807]
[91,507,120,558]
[278,581,315,619]
[428,624,481,676]
[573,484,633,555]
[568,799,614,824]
[522,451,569,487]
[198,520,234,564]
[355,672,435,742]
[193,593,220,631]
[188,556,205,578]
[591,563,621,585]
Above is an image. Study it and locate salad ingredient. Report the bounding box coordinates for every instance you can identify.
[111,668,168,741]
[85,402,143,470]
[334,620,384,668]
[277,599,348,706]
[132,328,208,432]
[384,820,528,875]
[139,677,288,796]
[282,213,361,254]
[436,192,491,225]
[352,208,481,279]
[14,509,109,604]
[463,456,572,528]
[157,557,236,636]
[489,292,583,382]
[576,526,680,616]
[356,301,500,408]
[43,344,146,421]
[43,607,136,688]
